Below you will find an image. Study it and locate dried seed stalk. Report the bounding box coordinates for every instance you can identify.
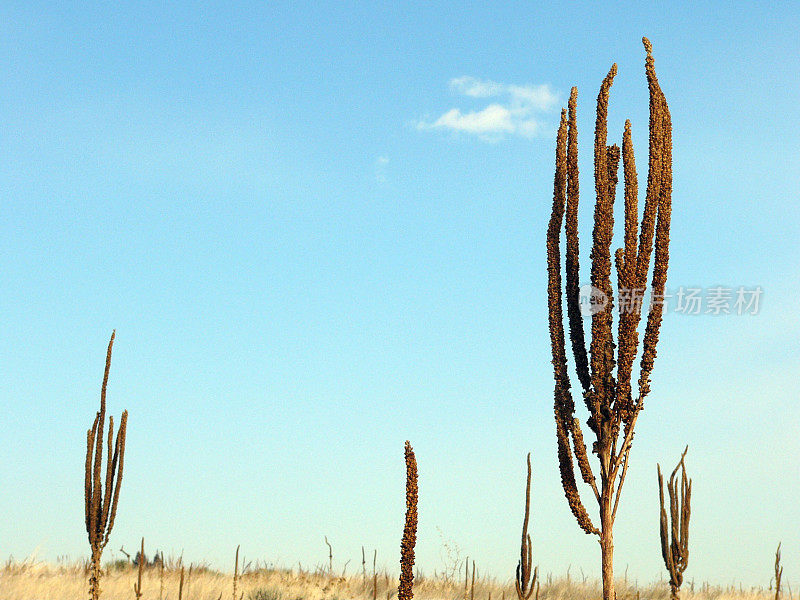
[324,536,333,573]
[548,38,672,600]
[774,543,783,600]
[85,331,129,600]
[134,538,144,600]
[515,454,539,600]
[658,447,691,600]
[362,546,367,589]
[233,545,241,600]
[398,441,418,600]
[470,560,475,600]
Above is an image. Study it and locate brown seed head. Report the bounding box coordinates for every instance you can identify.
[398,441,418,600]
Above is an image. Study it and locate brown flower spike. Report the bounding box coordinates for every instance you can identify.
[398,441,419,600]
[547,38,672,600]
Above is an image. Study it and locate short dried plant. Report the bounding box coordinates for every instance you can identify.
[658,447,691,600]
[773,543,783,600]
[134,538,145,600]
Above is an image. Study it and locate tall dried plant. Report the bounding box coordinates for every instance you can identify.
[515,453,539,600]
[85,330,129,600]
[398,441,418,600]
[547,38,672,600]
[658,447,691,600]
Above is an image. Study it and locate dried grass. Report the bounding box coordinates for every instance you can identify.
[0,560,781,600]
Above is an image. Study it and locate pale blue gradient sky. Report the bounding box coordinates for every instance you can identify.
[1,1,799,589]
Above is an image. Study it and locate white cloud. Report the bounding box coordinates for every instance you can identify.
[508,84,559,111]
[428,104,515,135]
[418,77,560,141]
[448,76,505,98]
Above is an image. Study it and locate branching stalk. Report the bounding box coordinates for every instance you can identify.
[548,38,673,600]
[658,447,691,600]
[85,331,128,600]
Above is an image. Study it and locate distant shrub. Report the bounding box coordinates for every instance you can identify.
[248,589,283,600]
[109,559,129,572]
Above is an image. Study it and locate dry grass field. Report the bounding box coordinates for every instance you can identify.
[0,559,781,600]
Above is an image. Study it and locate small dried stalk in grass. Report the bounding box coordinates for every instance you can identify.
[774,543,783,600]
[233,545,241,600]
[658,447,691,600]
[548,38,672,600]
[470,560,475,600]
[159,556,164,600]
[325,536,333,574]
[85,331,129,600]
[178,566,185,600]
[362,546,367,589]
[515,454,539,600]
[398,441,418,600]
[464,558,469,600]
[186,564,194,599]
[373,549,378,600]
[134,538,144,600]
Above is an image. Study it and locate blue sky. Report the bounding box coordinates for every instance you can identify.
[1,0,799,589]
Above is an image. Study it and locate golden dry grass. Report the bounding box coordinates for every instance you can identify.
[0,559,780,600]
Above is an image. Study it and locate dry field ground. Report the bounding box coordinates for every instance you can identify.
[0,560,780,600]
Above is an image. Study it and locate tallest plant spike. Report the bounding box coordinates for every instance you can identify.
[85,331,129,600]
[547,38,672,600]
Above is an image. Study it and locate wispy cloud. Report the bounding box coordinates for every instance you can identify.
[375,155,389,183]
[417,77,559,141]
